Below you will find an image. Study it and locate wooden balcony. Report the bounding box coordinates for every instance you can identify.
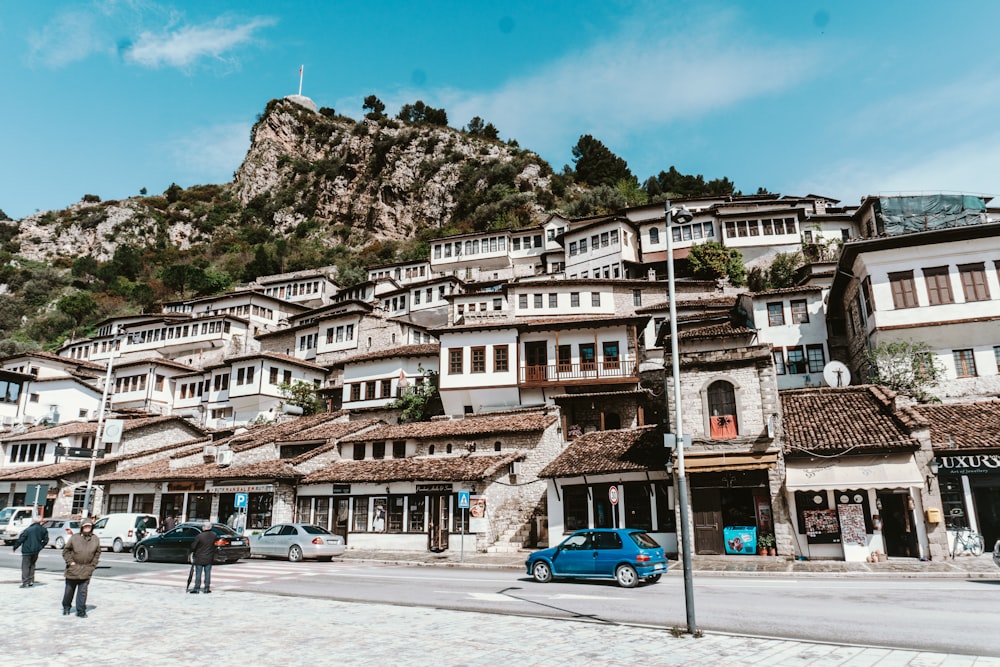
[518,360,638,387]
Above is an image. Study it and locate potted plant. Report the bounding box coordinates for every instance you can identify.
[758,534,776,556]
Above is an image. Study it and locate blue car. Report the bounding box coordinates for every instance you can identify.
[525,528,667,588]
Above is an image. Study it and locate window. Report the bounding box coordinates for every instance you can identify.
[786,346,806,374]
[563,486,589,532]
[623,483,653,530]
[707,380,738,439]
[579,238,588,253]
[283,370,292,385]
[471,347,486,373]
[633,290,642,307]
[995,345,1000,371]
[350,384,361,401]
[557,344,572,372]
[380,380,391,398]
[923,266,954,305]
[365,382,376,400]
[772,350,786,375]
[569,242,578,256]
[345,324,354,340]
[579,343,596,371]
[602,341,620,370]
[353,444,365,460]
[352,499,369,532]
[372,442,385,459]
[449,349,463,374]
[548,293,558,308]
[861,276,874,316]
[393,441,406,458]
[408,496,425,532]
[790,300,809,324]
[807,344,826,373]
[591,292,600,307]
[493,298,502,311]
[518,294,528,309]
[533,294,543,308]
[493,345,508,372]
[767,302,785,326]
[888,271,918,309]
[959,263,990,302]
[953,349,977,377]
[649,228,660,244]
[570,292,580,307]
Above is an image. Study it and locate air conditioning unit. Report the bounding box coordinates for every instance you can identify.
[1,416,13,427]
[217,450,233,466]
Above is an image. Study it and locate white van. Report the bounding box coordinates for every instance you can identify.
[0,506,42,545]
[92,513,158,552]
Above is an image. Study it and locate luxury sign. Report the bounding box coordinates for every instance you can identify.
[937,454,1000,475]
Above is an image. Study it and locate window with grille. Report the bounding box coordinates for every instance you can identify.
[767,302,785,326]
[953,349,977,377]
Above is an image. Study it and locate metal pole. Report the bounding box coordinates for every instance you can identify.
[666,200,697,634]
[82,327,123,517]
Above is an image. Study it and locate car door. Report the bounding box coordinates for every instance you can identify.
[161,526,199,562]
[552,532,593,576]
[257,524,285,557]
[591,531,624,577]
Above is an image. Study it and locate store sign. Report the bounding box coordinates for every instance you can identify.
[167,481,204,492]
[416,483,453,492]
[938,455,1000,475]
[209,484,275,494]
[332,484,351,495]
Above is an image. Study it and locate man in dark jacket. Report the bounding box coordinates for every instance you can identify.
[189,522,218,594]
[13,517,48,587]
[62,519,101,617]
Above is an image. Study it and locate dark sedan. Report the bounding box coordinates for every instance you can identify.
[133,523,250,564]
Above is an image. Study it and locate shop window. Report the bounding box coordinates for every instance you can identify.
[834,489,873,534]
[623,483,653,531]
[107,494,129,513]
[591,483,614,528]
[132,494,154,514]
[707,380,738,439]
[408,496,425,532]
[794,491,839,544]
[387,496,404,532]
[296,497,313,524]
[563,485,589,532]
[654,482,676,532]
[940,477,968,528]
[353,498,369,532]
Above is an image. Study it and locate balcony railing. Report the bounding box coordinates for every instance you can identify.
[518,360,638,384]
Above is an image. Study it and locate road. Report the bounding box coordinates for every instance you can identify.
[4,548,998,656]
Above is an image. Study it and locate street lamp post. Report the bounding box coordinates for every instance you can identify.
[665,200,697,634]
[81,326,125,518]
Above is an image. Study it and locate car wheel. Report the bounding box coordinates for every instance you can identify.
[645,574,662,584]
[615,564,639,588]
[112,538,124,553]
[134,545,149,563]
[288,545,303,562]
[54,536,65,549]
[532,560,553,583]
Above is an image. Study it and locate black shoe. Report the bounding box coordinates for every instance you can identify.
[62,608,71,616]
[188,589,200,594]
[20,584,29,588]
[76,612,88,618]
[203,589,212,594]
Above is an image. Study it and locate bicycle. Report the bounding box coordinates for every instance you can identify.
[948,525,984,557]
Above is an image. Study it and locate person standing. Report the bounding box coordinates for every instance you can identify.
[13,517,48,587]
[189,522,217,594]
[163,515,176,532]
[62,519,101,617]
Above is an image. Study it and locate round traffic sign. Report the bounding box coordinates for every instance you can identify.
[609,486,619,505]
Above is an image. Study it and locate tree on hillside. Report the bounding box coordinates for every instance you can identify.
[56,292,98,329]
[397,100,448,126]
[571,135,632,187]
[615,177,648,208]
[363,95,386,120]
[687,241,746,286]
[644,166,736,200]
[466,116,500,140]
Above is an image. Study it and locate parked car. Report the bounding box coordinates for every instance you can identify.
[251,523,346,562]
[994,540,1000,569]
[42,518,80,549]
[525,528,667,588]
[0,506,42,545]
[133,523,250,564]
[92,513,158,552]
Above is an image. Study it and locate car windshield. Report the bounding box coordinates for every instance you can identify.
[301,525,332,535]
[629,532,661,549]
[0,508,16,522]
[42,520,56,528]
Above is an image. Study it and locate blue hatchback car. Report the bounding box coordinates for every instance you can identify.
[526,528,667,588]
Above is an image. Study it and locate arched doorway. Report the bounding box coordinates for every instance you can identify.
[707,380,738,439]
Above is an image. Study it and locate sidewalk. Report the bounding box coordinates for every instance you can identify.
[333,547,1000,578]
[3,570,999,666]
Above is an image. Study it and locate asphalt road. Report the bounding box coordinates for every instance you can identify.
[4,548,998,656]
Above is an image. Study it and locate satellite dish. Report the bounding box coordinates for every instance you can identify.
[822,361,851,388]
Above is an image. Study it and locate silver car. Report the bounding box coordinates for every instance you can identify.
[42,519,80,549]
[251,523,346,562]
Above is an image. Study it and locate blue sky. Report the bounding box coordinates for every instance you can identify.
[3,1,1000,220]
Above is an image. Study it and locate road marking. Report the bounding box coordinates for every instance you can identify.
[551,594,628,600]
[466,592,521,602]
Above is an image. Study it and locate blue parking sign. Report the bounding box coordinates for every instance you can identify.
[234,493,248,508]
[457,491,470,509]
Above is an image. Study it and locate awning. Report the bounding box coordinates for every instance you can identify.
[677,451,778,474]
[785,455,922,491]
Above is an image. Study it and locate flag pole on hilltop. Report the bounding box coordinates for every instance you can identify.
[298,65,304,96]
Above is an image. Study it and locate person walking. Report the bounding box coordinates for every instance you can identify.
[13,517,48,587]
[189,522,217,594]
[62,518,101,617]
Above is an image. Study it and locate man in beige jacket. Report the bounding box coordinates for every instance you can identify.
[62,518,101,617]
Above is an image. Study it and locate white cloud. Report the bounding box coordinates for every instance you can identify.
[123,16,275,69]
[27,10,110,67]
[165,121,251,184]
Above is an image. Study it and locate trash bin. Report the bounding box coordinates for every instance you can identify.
[723,526,757,555]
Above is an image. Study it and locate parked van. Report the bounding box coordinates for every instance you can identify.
[92,513,158,552]
[0,506,42,545]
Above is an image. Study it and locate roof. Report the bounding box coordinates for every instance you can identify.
[912,402,1000,451]
[780,386,926,455]
[1,349,105,372]
[743,285,823,298]
[538,426,665,478]
[301,452,522,483]
[205,412,350,455]
[338,413,557,443]
[95,458,301,482]
[0,460,99,480]
[328,344,440,368]
[1,415,203,443]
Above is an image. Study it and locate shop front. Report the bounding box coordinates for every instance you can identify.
[785,454,929,561]
[210,483,276,532]
[937,452,1000,550]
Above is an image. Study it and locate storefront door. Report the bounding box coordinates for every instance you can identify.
[972,486,1000,549]
[160,494,183,524]
[878,492,918,558]
[692,488,725,555]
[428,494,449,552]
[333,498,349,543]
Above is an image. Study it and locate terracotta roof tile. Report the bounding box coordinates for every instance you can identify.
[95,458,300,482]
[329,344,440,367]
[338,413,557,443]
[2,415,204,443]
[780,386,924,455]
[913,402,1000,450]
[302,452,522,483]
[538,426,665,478]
